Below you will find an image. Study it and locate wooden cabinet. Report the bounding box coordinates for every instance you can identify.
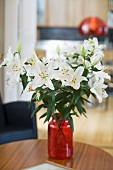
[38,0,109,27]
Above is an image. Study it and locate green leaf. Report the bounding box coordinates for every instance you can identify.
[55,106,64,114]
[62,107,71,120]
[56,91,70,102]
[88,38,94,43]
[51,90,55,101]
[76,99,86,115]
[82,107,86,113]
[49,90,55,116]
[38,92,43,101]
[90,92,96,98]
[31,104,46,118]
[82,47,86,56]
[31,92,37,103]
[62,86,73,92]
[20,73,28,91]
[83,68,88,77]
[91,67,100,72]
[56,45,60,55]
[81,88,90,98]
[81,81,89,89]
[80,89,86,96]
[56,96,70,107]
[17,43,21,54]
[72,89,80,105]
[82,97,94,105]
[35,86,42,92]
[82,111,87,118]
[39,112,47,119]
[54,80,62,90]
[55,113,58,128]
[68,115,74,132]
[70,110,80,117]
[44,96,54,123]
[39,92,50,102]
[51,100,55,116]
[44,108,51,123]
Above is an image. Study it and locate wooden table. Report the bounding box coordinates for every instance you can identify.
[0,139,113,170]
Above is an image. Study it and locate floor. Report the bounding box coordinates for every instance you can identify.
[37,96,113,156]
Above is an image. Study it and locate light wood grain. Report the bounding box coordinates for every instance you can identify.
[0,140,113,170]
[37,96,113,156]
[39,0,108,27]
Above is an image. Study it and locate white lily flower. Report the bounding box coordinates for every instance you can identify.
[61,43,75,55]
[83,40,94,54]
[93,38,105,51]
[64,66,87,90]
[87,71,94,78]
[93,70,111,81]
[95,61,106,70]
[66,55,77,65]
[25,53,43,77]
[77,56,84,65]
[88,37,99,48]
[0,47,14,68]
[26,53,40,67]
[2,39,110,117]
[94,48,104,57]
[90,79,108,103]
[74,42,83,54]
[90,53,103,66]
[47,57,61,70]
[92,37,98,47]
[85,60,91,69]
[29,61,55,90]
[6,54,26,83]
[70,63,78,67]
[57,62,73,85]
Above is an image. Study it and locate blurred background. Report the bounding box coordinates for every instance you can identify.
[0,0,113,155]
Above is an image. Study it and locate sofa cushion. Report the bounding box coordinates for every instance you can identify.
[0,125,36,144]
[0,98,6,126]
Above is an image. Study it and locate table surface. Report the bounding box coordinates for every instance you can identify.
[0,139,113,170]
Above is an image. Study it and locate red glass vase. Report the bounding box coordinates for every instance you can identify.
[48,115,73,159]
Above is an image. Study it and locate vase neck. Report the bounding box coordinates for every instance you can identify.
[52,112,61,120]
[52,113,68,122]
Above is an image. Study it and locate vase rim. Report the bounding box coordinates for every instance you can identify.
[52,113,68,121]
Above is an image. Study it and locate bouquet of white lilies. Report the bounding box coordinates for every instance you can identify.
[0,38,110,131]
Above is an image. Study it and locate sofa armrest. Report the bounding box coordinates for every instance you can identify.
[3,101,37,130]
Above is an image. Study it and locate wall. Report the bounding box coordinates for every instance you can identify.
[0,0,4,98]
[4,0,37,103]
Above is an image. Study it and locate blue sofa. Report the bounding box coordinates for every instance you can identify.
[0,96,37,144]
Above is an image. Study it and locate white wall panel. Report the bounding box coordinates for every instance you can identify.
[4,0,37,102]
[0,0,4,99]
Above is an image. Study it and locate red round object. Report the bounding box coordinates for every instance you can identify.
[48,116,73,159]
[78,17,108,36]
